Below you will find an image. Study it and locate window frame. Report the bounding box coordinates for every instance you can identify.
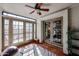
[3,19,9,47]
[13,20,24,44]
[2,11,37,48]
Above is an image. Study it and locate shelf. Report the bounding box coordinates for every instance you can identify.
[71,53,79,56]
[72,38,79,40]
[71,48,79,56]
[72,45,79,50]
[68,30,79,56]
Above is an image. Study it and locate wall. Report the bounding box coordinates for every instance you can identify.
[37,19,42,42]
[37,9,68,54]
[70,6,79,30]
[69,6,79,54]
[69,6,79,41]
[0,7,3,54]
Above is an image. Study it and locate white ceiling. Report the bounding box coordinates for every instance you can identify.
[0,3,79,19]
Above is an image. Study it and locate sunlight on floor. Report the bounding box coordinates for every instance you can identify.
[14,44,56,56]
[35,45,42,56]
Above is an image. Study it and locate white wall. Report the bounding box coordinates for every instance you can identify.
[69,6,79,54]
[0,7,3,54]
[37,19,42,42]
[37,9,68,54]
[70,6,79,30]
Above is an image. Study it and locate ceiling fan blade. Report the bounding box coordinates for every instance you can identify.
[35,3,43,9]
[25,4,35,9]
[29,10,35,14]
[39,8,49,11]
[35,3,38,8]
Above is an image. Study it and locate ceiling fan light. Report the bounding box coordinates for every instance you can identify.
[38,12,41,15]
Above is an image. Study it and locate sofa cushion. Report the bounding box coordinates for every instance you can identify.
[1,46,18,56]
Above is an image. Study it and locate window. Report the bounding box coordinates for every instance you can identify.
[3,12,36,47]
[4,19,9,47]
[29,23,33,39]
[26,23,33,40]
[13,21,23,43]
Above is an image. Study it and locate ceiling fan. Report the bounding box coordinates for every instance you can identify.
[25,3,49,15]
